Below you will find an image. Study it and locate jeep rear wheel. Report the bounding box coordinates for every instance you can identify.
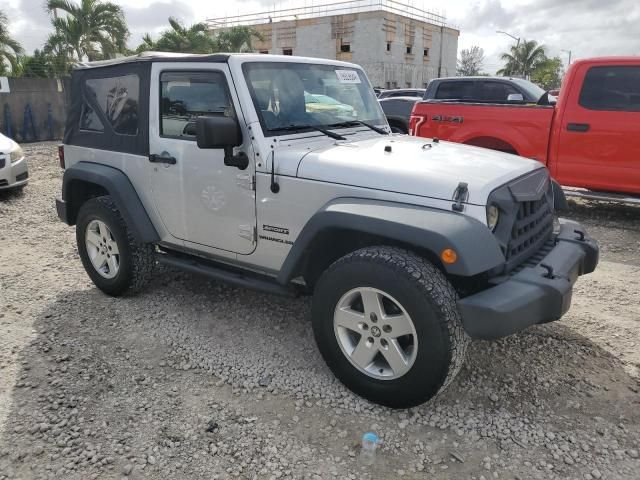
[312,246,469,408]
[76,196,154,296]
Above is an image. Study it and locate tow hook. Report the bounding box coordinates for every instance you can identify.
[540,263,555,279]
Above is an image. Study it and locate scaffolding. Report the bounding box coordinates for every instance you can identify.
[206,0,448,29]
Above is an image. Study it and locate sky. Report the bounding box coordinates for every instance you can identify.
[5,0,640,74]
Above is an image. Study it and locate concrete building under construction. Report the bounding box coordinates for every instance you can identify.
[207,0,459,89]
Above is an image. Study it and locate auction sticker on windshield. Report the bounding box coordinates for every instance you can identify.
[335,70,361,84]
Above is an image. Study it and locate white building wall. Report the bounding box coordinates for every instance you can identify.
[248,12,459,88]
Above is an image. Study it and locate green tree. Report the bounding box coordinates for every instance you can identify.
[154,17,217,53]
[135,33,156,53]
[46,0,129,61]
[456,46,485,76]
[498,39,547,78]
[18,49,53,77]
[0,10,24,75]
[531,56,564,90]
[43,31,74,76]
[215,26,263,53]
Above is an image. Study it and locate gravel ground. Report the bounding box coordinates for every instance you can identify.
[1,142,639,480]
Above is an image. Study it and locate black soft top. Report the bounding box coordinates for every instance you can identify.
[64,53,230,156]
[72,52,230,70]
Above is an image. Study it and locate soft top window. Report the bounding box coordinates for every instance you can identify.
[84,74,140,135]
[64,62,150,156]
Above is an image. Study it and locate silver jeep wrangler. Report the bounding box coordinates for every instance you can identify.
[56,53,598,408]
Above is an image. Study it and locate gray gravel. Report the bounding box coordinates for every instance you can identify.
[1,142,639,479]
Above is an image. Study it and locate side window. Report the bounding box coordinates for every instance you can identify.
[435,81,474,100]
[84,75,139,135]
[479,82,520,102]
[160,71,234,140]
[579,66,640,112]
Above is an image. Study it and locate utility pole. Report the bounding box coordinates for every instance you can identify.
[437,24,444,77]
[497,30,521,76]
[561,49,572,67]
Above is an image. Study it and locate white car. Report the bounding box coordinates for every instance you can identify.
[0,133,28,191]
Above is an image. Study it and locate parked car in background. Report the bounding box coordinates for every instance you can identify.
[378,96,419,133]
[410,57,640,199]
[379,77,551,134]
[424,76,551,104]
[377,88,425,99]
[0,133,28,191]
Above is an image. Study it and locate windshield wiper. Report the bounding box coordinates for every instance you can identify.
[267,124,346,140]
[328,120,389,135]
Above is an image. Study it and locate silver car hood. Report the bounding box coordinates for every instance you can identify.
[296,135,544,205]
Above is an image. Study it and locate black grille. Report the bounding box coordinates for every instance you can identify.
[0,179,8,187]
[506,196,553,265]
[16,171,28,182]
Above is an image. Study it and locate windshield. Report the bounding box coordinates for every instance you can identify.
[511,78,546,101]
[243,62,386,135]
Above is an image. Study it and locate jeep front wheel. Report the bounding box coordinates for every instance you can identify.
[311,246,469,408]
[76,196,154,296]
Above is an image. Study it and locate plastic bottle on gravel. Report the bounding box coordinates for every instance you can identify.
[359,432,379,466]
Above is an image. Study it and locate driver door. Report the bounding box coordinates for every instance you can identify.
[148,63,256,255]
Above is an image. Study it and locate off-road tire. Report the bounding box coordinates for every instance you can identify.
[312,246,469,408]
[76,196,155,296]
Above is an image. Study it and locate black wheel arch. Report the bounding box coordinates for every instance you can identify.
[277,198,505,287]
[60,161,160,244]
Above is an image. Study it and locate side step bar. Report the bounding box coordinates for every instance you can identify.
[563,187,640,206]
[156,253,298,297]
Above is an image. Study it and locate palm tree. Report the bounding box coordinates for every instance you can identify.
[0,10,24,74]
[46,0,129,61]
[215,26,263,53]
[498,40,547,78]
[155,17,217,54]
[135,33,156,54]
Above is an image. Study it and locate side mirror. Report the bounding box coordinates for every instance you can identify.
[195,116,242,149]
[507,93,524,103]
[195,116,248,170]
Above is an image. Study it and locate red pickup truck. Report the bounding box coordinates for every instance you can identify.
[409,57,640,198]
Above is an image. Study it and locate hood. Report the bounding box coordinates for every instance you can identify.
[0,133,18,154]
[296,135,544,205]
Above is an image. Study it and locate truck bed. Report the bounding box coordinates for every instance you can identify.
[410,101,555,163]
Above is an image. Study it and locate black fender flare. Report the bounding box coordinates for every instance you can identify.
[551,179,568,211]
[276,198,505,284]
[60,161,160,243]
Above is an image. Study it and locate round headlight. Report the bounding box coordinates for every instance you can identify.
[9,145,24,164]
[486,204,500,231]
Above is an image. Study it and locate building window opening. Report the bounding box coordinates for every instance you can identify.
[340,42,350,53]
[423,48,429,57]
[406,45,413,54]
[386,42,391,52]
[283,48,292,55]
[260,50,269,54]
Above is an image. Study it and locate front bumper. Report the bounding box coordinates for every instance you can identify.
[458,219,599,340]
[0,155,29,190]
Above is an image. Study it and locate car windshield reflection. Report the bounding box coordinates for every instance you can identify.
[243,62,386,135]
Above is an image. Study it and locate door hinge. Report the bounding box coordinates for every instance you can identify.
[236,173,255,191]
[238,225,257,243]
